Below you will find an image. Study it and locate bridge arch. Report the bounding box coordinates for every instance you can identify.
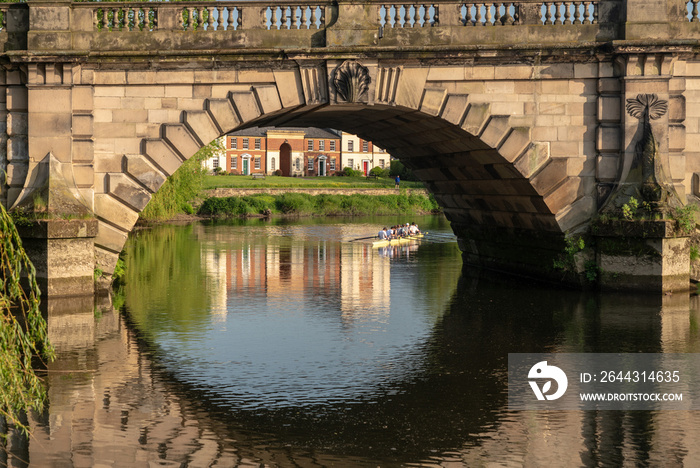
[91,62,587,279]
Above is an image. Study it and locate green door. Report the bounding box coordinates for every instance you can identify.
[243,159,249,175]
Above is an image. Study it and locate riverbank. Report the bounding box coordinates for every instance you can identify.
[197,191,440,218]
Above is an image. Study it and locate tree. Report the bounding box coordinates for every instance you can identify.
[0,204,55,436]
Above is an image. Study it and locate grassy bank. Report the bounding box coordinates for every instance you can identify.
[199,192,440,217]
[203,174,425,190]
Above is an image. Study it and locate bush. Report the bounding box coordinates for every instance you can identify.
[369,166,390,178]
[274,169,283,176]
[390,159,418,181]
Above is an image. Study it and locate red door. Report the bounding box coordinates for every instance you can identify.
[363,160,370,176]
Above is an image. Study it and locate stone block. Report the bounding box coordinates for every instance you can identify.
[94,86,124,98]
[491,101,524,116]
[155,71,195,85]
[94,194,139,232]
[6,87,28,111]
[495,65,533,80]
[73,164,94,188]
[94,220,129,254]
[164,124,201,160]
[540,102,566,115]
[144,139,184,176]
[95,246,119,275]
[29,136,71,163]
[72,86,94,112]
[669,153,686,181]
[598,96,621,122]
[597,125,621,152]
[462,102,491,136]
[479,116,511,148]
[669,95,685,122]
[427,66,465,81]
[669,124,685,152]
[273,69,305,108]
[543,177,581,213]
[6,161,27,186]
[7,135,27,161]
[484,81,514,94]
[125,86,166,98]
[94,71,127,86]
[94,153,121,174]
[514,142,550,178]
[184,111,220,146]
[164,85,193,98]
[231,89,261,123]
[107,173,151,211]
[254,85,283,115]
[28,113,72,137]
[72,114,93,137]
[556,195,596,232]
[551,141,579,157]
[539,80,569,95]
[125,154,167,193]
[7,112,27,136]
[530,158,568,195]
[419,88,446,116]
[394,67,429,110]
[440,94,468,126]
[498,127,531,163]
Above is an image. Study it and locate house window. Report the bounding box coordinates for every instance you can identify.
[242,138,249,149]
[330,140,336,151]
[308,140,314,151]
[255,138,261,150]
[212,158,219,169]
[362,141,369,152]
[348,141,354,152]
[330,158,336,171]
[379,159,385,168]
[231,138,237,149]
[295,158,301,171]
[347,158,353,169]
[319,140,325,151]
[255,157,261,169]
[308,158,314,171]
[230,157,237,170]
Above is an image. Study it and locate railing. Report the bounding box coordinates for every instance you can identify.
[379,1,596,28]
[87,2,326,32]
[688,0,700,21]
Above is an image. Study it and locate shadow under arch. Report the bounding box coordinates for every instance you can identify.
[98,97,579,283]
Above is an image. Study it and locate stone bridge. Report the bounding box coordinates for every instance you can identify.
[2,0,700,295]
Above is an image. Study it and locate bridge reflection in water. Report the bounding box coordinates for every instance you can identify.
[5,220,700,467]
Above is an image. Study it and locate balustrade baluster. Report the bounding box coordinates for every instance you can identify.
[422,4,430,26]
[208,7,216,30]
[503,1,514,24]
[544,2,553,24]
[493,3,502,25]
[433,4,439,25]
[564,2,572,24]
[591,1,597,23]
[402,4,409,27]
[571,2,580,24]
[94,8,103,30]
[475,3,483,25]
[319,6,326,28]
[555,2,563,24]
[483,2,491,25]
[225,7,234,30]
[692,0,699,21]
[301,6,309,29]
[415,4,422,27]
[392,5,400,27]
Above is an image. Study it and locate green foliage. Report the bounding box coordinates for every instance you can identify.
[0,204,55,436]
[553,235,586,272]
[691,245,700,262]
[140,139,222,221]
[369,166,390,178]
[343,167,363,177]
[672,204,699,234]
[389,160,418,181]
[621,197,639,220]
[584,260,600,282]
[198,193,440,217]
[203,174,425,190]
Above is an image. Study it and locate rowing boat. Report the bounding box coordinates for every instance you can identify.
[372,233,424,248]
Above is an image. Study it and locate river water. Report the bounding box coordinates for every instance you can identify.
[8,215,700,467]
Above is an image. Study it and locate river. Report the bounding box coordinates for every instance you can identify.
[8,215,700,467]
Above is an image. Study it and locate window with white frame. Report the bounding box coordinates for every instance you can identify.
[330,158,335,171]
[380,159,385,168]
[231,157,237,170]
[347,158,353,169]
[308,140,314,151]
[348,141,354,152]
[212,158,219,168]
[362,141,369,152]
[271,158,276,172]
[295,158,301,171]
[319,140,325,151]
[255,138,261,150]
[255,157,261,169]
[231,138,237,149]
[308,158,314,171]
[330,140,336,151]
[242,138,249,149]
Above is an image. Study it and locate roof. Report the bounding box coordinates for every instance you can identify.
[227,126,341,139]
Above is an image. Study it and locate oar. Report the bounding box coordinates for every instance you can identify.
[350,235,380,242]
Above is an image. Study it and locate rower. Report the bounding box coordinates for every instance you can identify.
[377,227,388,240]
